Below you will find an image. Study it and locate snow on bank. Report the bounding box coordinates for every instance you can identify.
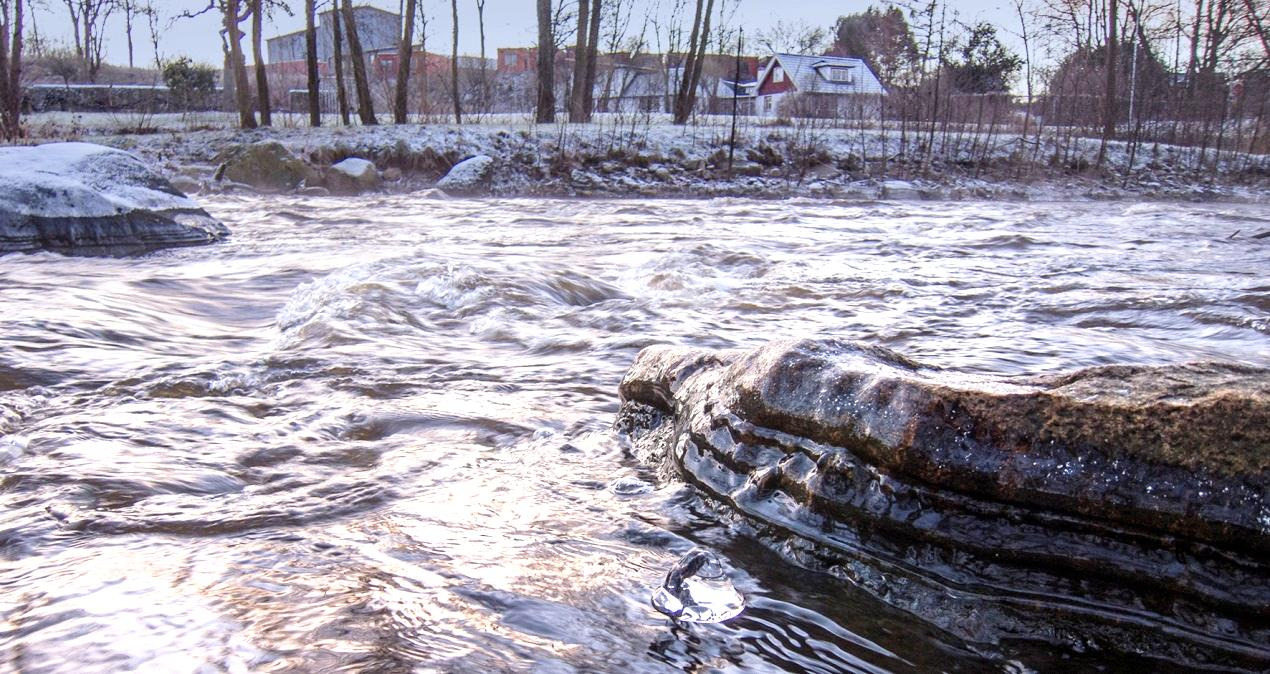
[24,113,1268,202]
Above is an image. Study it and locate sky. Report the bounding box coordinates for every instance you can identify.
[30,0,1021,70]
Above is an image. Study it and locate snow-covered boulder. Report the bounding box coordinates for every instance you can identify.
[214,140,313,192]
[325,157,381,195]
[437,155,494,195]
[0,142,229,256]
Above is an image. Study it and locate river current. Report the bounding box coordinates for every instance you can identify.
[1,197,1267,673]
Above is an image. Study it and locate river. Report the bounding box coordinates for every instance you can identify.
[1,197,1267,672]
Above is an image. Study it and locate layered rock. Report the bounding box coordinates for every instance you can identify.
[616,339,1269,669]
[0,143,229,256]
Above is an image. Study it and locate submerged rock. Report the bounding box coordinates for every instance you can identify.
[437,155,494,195]
[326,157,381,195]
[214,140,312,192]
[0,142,229,256]
[616,339,1270,668]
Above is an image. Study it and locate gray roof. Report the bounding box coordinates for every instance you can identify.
[763,53,886,96]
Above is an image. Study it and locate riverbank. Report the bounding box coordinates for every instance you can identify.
[17,112,1270,203]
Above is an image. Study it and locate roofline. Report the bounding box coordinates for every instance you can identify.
[318,4,398,15]
[756,52,887,96]
[267,28,305,43]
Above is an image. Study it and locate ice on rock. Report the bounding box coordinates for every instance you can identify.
[651,548,745,623]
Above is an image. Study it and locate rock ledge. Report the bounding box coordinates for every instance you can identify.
[616,339,1270,668]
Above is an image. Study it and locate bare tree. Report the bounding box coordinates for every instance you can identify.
[63,0,115,82]
[582,0,601,119]
[222,0,256,128]
[250,0,271,126]
[476,0,488,110]
[1011,0,1037,163]
[755,19,828,54]
[1098,0,1119,165]
[449,0,460,123]
[331,0,351,124]
[144,2,160,71]
[305,0,320,125]
[63,0,82,57]
[672,0,715,124]
[121,0,138,68]
[394,0,417,123]
[0,0,24,140]
[44,45,81,88]
[568,0,590,121]
[597,0,633,112]
[341,0,377,124]
[535,0,555,122]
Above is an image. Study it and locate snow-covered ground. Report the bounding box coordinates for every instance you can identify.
[17,111,1269,202]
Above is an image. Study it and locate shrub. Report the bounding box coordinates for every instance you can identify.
[162,57,216,111]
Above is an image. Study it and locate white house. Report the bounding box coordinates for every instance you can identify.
[753,53,886,119]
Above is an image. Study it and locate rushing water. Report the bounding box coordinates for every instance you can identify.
[1,196,1268,673]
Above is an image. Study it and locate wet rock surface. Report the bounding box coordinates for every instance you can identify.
[214,140,313,192]
[615,338,1270,669]
[325,157,381,195]
[0,142,229,256]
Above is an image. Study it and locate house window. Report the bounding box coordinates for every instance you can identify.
[828,67,854,84]
[503,53,518,66]
[772,66,783,83]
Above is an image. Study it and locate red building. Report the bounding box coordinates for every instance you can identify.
[497,47,536,75]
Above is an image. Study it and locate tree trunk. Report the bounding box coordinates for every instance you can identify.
[332,2,351,125]
[64,1,82,58]
[124,1,134,68]
[535,0,555,123]
[341,0,377,124]
[394,0,417,123]
[225,0,257,129]
[305,0,320,126]
[449,0,460,123]
[569,0,590,122]
[477,0,487,111]
[0,7,9,138]
[251,0,271,126]
[672,0,706,124]
[1186,0,1203,98]
[84,11,97,82]
[1097,0,1118,167]
[0,0,23,140]
[674,0,714,124]
[582,0,601,120]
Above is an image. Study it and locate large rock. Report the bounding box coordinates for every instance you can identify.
[214,140,312,192]
[325,157,381,195]
[880,179,923,199]
[616,339,1270,669]
[0,142,229,256]
[436,155,494,195]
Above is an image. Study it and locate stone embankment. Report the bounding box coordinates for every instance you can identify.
[81,125,1269,203]
[616,339,1270,669]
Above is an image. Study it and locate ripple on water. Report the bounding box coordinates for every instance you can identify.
[1,197,1267,672]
